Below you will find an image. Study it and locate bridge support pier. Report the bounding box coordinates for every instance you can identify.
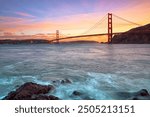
[56,30,59,44]
[108,13,112,44]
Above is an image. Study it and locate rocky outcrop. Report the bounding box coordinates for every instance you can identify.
[112,24,150,44]
[3,82,59,100]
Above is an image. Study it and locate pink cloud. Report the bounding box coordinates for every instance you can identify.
[0,16,35,27]
[0,16,25,22]
[15,12,35,18]
[0,31,56,40]
[0,16,34,30]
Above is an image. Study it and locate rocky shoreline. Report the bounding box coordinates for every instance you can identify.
[3,81,150,100]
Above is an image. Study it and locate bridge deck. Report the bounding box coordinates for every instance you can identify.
[50,30,150,42]
[50,33,121,42]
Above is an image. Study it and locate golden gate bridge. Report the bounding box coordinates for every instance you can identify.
[50,13,142,44]
[0,13,146,43]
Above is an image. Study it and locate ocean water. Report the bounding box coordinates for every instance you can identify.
[0,43,150,99]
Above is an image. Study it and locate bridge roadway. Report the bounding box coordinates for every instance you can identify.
[50,30,150,42]
[50,32,122,42]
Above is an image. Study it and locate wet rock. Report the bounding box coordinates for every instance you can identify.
[116,89,150,100]
[72,91,83,96]
[53,79,72,86]
[61,79,72,84]
[135,89,149,96]
[33,95,60,100]
[4,82,55,100]
[131,89,150,100]
[71,90,95,100]
[52,80,60,84]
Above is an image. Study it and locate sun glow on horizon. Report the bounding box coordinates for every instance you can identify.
[0,0,150,42]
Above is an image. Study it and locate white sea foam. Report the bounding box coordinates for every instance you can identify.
[0,77,16,85]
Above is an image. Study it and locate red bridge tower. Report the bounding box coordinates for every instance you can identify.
[56,30,59,44]
[108,13,113,43]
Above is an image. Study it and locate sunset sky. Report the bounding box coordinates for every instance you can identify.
[0,0,150,42]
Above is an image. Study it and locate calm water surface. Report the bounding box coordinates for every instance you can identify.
[0,44,150,99]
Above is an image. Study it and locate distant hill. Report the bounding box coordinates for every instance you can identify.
[0,39,98,44]
[0,39,50,44]
[112,24,150,44]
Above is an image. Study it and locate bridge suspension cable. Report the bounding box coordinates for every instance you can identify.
[81,14,107,35]
[112,14,141,26]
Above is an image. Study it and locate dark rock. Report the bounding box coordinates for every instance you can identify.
[47,95,60,100]
[33,95,59,100]
[116,89,150,100]
[4,91,17,100]
[131,89,150,100]
[53,79,72,86]
[52,80,60,84]
[71,90,95,100]
[72,91,82,96]
[61,79,72,84]
[132,97,138,100]
[4,82,55,100]
[135,89,149,96]
[131,95,150,100]
[112,23,150,44]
